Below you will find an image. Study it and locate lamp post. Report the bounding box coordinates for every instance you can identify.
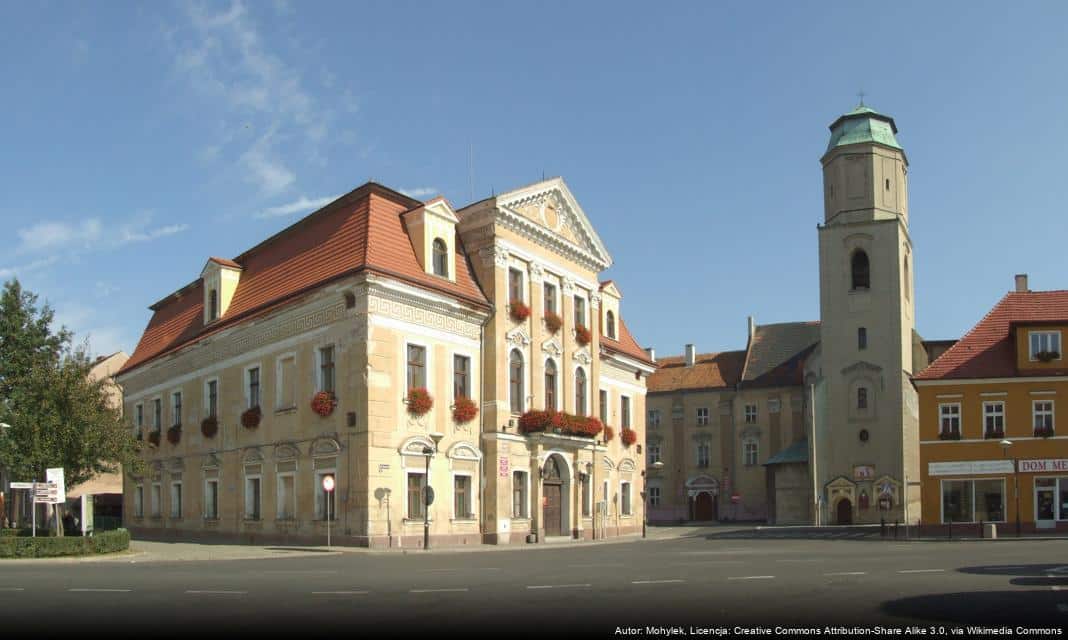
[1000,439,1020,537]
[423,432,444,550]
[322,474,335,548]
[0,423,11,529]
[644,460,664,538]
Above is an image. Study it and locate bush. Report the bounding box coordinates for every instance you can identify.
[0,528,130,558]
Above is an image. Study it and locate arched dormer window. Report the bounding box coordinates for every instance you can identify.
[851,250,870,291]
[509,350,524,414]
[544,359,557,411]
[432,238,448,278]
[606,310,616,339]
[209,289,219,321]
[575,368,587,416]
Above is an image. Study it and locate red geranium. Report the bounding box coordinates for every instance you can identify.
[603,425,615,442]
[621,428,637,446]
[544,310,563,334]
[311,391,336,417]
[407,388,433,416]
[517,410,603,439]
[166,426,181,445]
[509,301,531,322]
[453,396,479,424]
[201,416,218,438]
[575,324,592,347]
[241,406,262,429]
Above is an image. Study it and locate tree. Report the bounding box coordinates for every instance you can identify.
[0,279,142,533]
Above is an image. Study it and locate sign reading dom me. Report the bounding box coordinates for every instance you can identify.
[1019,459,1068,473]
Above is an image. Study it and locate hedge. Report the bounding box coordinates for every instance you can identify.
[0,528,130,558]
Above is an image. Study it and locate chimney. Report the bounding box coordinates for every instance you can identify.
[645,347,656,362]
[1015,274,1029,293]
[747,315,756,342]
[685,344,696,367]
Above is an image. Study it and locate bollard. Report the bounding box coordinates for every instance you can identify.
[894,520,899,539]
[881,517,886,538]
[979,519,984,539]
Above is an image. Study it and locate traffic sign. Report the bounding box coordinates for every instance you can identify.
[10,482,35,489]
[322,475,335,492]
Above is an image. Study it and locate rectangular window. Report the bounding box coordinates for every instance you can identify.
[621,396,631,429]
[744,404,757,424]
[1034,400,1055,435]
[207,380,218,418]
[453,354,470,400]
[408,472,426,520]
[1030,331,1062,361]
[581,474,590,517]
[509,268,523,304]
[983,401,1005,437]
[316,471,337,521]
[170,482,183,518]
[151,483,161,517]
[939,403,961,436]
[204,480,219,519]
[512,471,528,518]
[858,327,868,350]
[649,486,661,507]
[172,392,182,427]
[454,475,472,519]
[407,344,427,390]
[648,442,662,464]
[744,440,758,466]
[697,443,710,468]
[621,482,632,516]
[153,398,162,429]
[245,476,261,521]
[648,409,661,429]
[319,346,335,394]
[277,356,296,409]
[543,282,557,314]
[247,367,260,408]
[277,473,295,520]
[136,404,143,429]
[134,485,144,517]
[696,407,710,426]
[942,479,1004,523]
[599,390,608,423]
[574,295,586,328]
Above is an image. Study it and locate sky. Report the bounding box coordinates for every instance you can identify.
[2,1,1067,360]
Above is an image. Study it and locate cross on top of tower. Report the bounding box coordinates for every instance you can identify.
[857,90,866,107]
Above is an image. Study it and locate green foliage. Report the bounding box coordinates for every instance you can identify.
[0,528,130,558]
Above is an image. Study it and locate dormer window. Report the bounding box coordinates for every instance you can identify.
[606,310,616,340]
[1029,331,1062,362]
[851,250,870,290]
[432,238,448,278]
[209,289,219,321]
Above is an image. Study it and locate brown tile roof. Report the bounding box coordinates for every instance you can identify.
[740,321,820,385]
[915,290,1068,380]
[119,183,490,377]
[648,350,747,393]
[600,318,655,366]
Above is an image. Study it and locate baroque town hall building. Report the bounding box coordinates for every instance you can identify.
[117,178,655,547]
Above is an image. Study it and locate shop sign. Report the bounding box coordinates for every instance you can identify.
[1019,459,1068,473]
[928,460,1014,476]
[498,456,510,477]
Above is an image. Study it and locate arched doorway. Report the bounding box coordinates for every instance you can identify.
[693,491,718,521]
[542,455,569,537]
[836,498,853,525]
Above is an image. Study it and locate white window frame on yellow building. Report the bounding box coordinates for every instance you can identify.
[574,364,589,416]
[620,480,632,516]
[1028,330,1062,362]
[938,402,961,437]
[170,480,183,519]
[451,471,475,521]
[1033,399,1056,434]
[170,390,182,428]
[404,340,430,391]
[512,469,529,520]
[275,352,297,411]
[244,472,262,521]
[276,470,296,521]
[315,343,336,395]
[939,477,1006,524]
[450,348,476,402]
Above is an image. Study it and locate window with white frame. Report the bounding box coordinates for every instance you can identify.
[509,350,524,414]
[134,485,144,517]
[244,474,261,520]
[206,379,218,418]
[603,479,610,514]
[1034,400,1055,435]
[575,368,588,416]
[744,439,759,466]
[170,481,183,518]
[151,483,161,517]
[621,481,632,516]
[574,295,586,328]
[407,344,427,390]
[543,282,557,314]
[1029,331,1062,361]
[316,470,337,521]
[744,404,757,424]
[453,354,471,400]
[247,367,260,408]
[941,478,1004,523]
[204,479,219,519]
[545,358,558,411]
[454,475,472,519]
[939,403,961,437]
[648,441,662,464]
[606,310,616,339]
[512,470,528,518]
[648,408,660,429]
[696,407,710,426]
[697,442,711,468]
[277,355,296,409]
[509,268,524,305]
[983,401,1005,437]
[171,392,182,427]
[432,238,449,278]
[581,473,591,516]
[649,486,661,507]
[319,346,335,394]
[277,472,296,520]
[857,387,868,410]
[407,472,426,520]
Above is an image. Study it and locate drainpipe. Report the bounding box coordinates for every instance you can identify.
[477,309,492,542]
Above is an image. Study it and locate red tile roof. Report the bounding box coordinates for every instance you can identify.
[915,290,1068,380]
[600,318,654,366]
[648,350,747,393]
[119,183,490,377]
[207,256,242,269]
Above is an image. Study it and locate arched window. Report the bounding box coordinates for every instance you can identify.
[857,387,868,410]
[606,310,616,339]
[209,289,218,321]
[851,251,870,290]
[544,359,557,411]
[432,238,448,278]
[575,368,587,416]
[509,350,524,414]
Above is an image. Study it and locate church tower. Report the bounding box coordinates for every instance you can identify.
[814,104,919,525]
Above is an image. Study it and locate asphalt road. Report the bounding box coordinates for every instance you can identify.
[3,534,1067,637]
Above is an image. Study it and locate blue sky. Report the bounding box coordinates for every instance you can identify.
[2,1,1067,359]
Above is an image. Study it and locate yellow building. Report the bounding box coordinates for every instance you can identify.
[914,275,1068,533]
[116,179,654,547]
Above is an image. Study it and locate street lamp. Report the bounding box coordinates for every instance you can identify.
[423,432,444,550]
[1000,439,1021,537]
[644,460,664,538]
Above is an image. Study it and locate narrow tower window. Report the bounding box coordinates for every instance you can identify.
[858,327,868,350]
[851,251,870,290]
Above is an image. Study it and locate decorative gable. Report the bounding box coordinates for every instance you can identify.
[200,257,242,324]
[402,196,458,282]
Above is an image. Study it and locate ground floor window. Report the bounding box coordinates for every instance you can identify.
[408,472,426,520]
[134,485,144,517]
[649,486,661,507]
[1034,476,1068,522]
[941,478,1004,523]
[454,475,472,519]
[621,481,632,516]
[204,479,219,519]
[277,473,296,520]
[315,470,336,521]
[151,483,161,517]
[245,476,262,521]
[170,482,183,518]
[581,475,590,516]
[512,471,528,518]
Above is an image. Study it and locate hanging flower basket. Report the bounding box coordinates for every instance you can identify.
[201,416,218,439]
[575,324,592,347]
[311,391,336,417]
[452,396,478,424]
[241,406,262,429]
[603,425,615,442]
[621,428,638,447]
[1035,425,1055,438]
[407,387,433,417]
[508,301,531,322]
[1036,350,1060,363]
[166,425,182,445]
[543,310,563,334]
[147,430,161,446]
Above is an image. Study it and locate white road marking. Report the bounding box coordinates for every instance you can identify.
[68,588,131,592]
[569,562,625,568]
[897,569,944,574]
[526,584,592,590]
[185,590,247,595]
[727,576,775,581]
[776,558,822,563]
[669,560,744,566]
[631,579,686,584]
[312,591,369,595]
[824,572,867,576]
[0,588,26,592]
[1051,586,1064,591]
[261,570,338,575]
[409,588,469,593]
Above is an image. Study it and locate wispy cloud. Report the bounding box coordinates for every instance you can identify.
[17,219,102,253]
[400,187,438,199]
[0,256,61,280]
[256,194,340,219]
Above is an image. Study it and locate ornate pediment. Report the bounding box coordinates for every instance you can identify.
[399,435,436,457]
[447,441,482,461]
[242,447,263,464]
[312,437,341,457]
[275,442,300,460]
[841,360,883,375]
[618,458,637,473]
[572,346,592,365]
[542,337,563,358]
[506,327,531,348]
[202,452,222,469]
[686,475,719,489]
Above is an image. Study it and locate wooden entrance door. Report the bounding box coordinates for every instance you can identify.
[836,498,853,525]
[543,484,562,536]
[693,492,717,521]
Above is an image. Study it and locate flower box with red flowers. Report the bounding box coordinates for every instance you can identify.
[508,301,531,323]
[621,428,638,447]
[575,324,591,347]
[407,388,433,417]
[1035,425,1055,438]
[517,410,603,439]
[166,425,182,445]
[603,425,615,442]
[938,430,961,441]
[543,310,563,334]
[201,416,218,438]
[147,430,161,446]
[311,391,337,417]
[984,428,1005,440]
[241,406,262,429]
[452,396,479,424]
